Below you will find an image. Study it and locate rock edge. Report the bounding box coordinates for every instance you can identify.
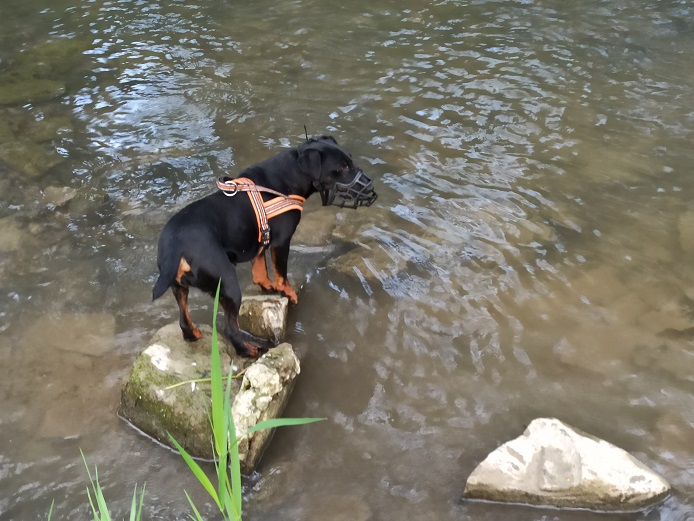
[463,418,671,512]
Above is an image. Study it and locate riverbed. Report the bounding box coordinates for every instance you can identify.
[0,0,692,519]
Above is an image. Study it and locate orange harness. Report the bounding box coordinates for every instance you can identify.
[215,177,305,247]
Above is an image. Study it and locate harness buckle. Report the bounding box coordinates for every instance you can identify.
[217,177,239,197]
[261,228,271,245]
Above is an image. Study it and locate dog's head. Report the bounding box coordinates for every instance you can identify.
[297,136,377,209]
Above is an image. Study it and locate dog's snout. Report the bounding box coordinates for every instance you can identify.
[329,170,378,209]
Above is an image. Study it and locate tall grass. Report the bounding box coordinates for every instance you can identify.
[46,453,145,521]
[169,280,325,520]
[50,280,323,520]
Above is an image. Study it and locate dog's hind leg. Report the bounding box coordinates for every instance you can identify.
[172,284,203,341]
[196,247,273,358]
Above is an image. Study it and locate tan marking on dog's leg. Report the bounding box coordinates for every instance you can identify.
[251,251,273,291]
[270,248,298,304]
[173,284,202,341]
[176,257,192,284]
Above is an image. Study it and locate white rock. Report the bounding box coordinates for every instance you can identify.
[464,418,670,511]
[233,344,301,471]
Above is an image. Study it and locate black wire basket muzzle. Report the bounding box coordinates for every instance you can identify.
[319,170,378,209]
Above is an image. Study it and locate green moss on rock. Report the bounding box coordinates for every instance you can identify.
[0,140,63,177]
[119,318,299,473]
[0,79,66,105]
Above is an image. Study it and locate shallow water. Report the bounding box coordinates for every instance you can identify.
[1,0,693,519]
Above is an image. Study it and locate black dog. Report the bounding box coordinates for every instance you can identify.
[152,136,377,357]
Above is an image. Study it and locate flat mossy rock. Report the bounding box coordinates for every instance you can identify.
[0,79,66,105]
[463,418,671,512]
[0,140,64,177]
[120,295,297,474]
[119,325,300,473]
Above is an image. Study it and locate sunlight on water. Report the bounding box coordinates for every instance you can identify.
[0,0,693,519]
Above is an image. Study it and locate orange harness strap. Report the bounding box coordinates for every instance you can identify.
[216,177,305,247]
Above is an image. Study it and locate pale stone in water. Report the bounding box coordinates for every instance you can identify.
[42,186,77,208]
[464,418,670,512]
[238,294,288,345]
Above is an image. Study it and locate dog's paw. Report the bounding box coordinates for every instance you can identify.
[271,280,298,304]
[182,328,203,341]
[236,341,259,358]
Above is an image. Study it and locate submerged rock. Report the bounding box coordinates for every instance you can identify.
[0,38,90,106]
[463,418,670,512]
[0,216,23,252]
[0,139,63,177]
[0,79,65,105]
[21,313,116,357]
[42,185,78,209]
[119,294,298,474]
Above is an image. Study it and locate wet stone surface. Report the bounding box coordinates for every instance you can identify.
[119,294,299,474]
[464,418,671,512]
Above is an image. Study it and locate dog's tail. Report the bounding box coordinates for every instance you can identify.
[152,249,180,301]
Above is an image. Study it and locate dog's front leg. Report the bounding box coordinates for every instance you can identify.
[251,250,273,292]
[270,243,298,304]
[219,295,273,358]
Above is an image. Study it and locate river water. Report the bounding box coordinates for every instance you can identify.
[1,0,693,519]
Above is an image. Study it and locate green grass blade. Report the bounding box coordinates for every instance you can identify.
[210,279,225,456]
[93,468,111,521]
[81,450,108,521]
[227,385,243,519]
[136,483,146,521]
[246,417,326,434]
[183,490,207,521]
[128,485,137,521]
[128,482,145,521]
[216,364,237,510]
[169,434,222,510]
[47,499,54,521]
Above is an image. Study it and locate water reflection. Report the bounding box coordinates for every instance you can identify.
[1,0,693,519]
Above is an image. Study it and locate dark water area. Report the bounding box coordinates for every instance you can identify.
[0,0,693,519]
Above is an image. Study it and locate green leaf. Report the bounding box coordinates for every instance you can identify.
[169,434,221,510]
[210,280,225,456]
[228,396,242,520]
[93,468,111,521]
[184,490,207,521]
[136,483,146,521]
[217,363,236,511]
[81,450,109,521]
[246,417,326,435]
[128,483,145,521]
[46,499,54,521]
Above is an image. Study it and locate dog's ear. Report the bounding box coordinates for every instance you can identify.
[297,148,322,180]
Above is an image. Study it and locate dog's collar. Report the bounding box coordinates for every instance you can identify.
[216,177,305,248]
